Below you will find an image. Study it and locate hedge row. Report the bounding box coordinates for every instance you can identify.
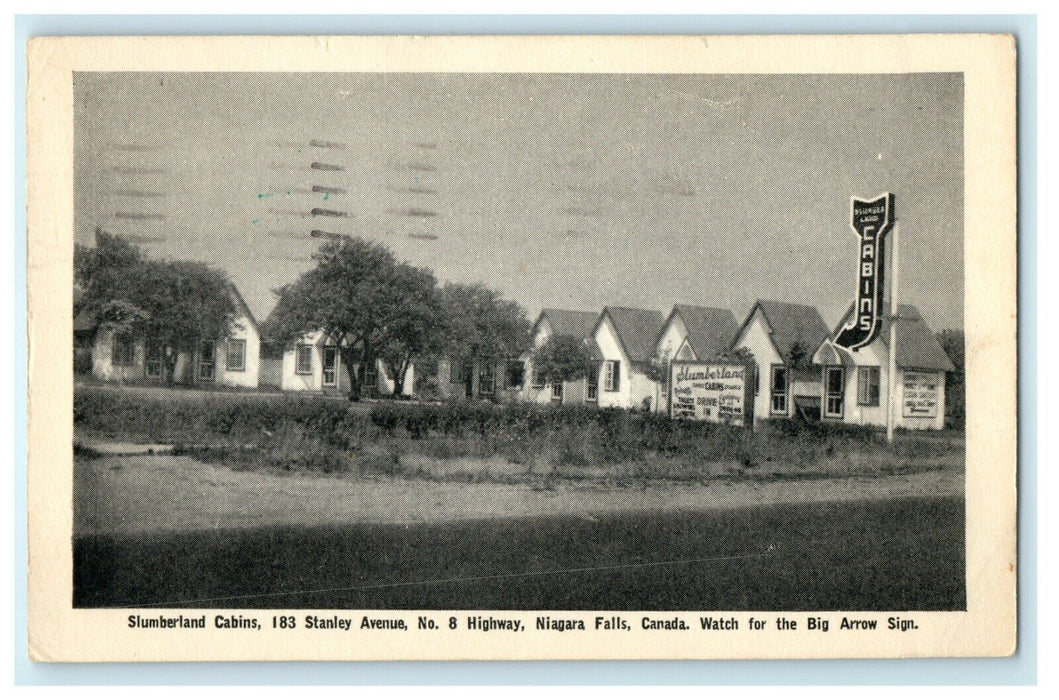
[74,388,355,444]
[73,386,946,472]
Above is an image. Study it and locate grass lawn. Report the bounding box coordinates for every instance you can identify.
[74,495,964,611]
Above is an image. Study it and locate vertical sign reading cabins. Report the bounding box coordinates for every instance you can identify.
[834,193,896,351]
[669,362,749,426]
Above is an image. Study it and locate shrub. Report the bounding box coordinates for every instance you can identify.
[74,386,362,446]
[74,386,957,479]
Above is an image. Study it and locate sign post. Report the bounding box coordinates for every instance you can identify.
[886,220,900,444]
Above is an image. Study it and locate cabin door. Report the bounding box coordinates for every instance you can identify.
[322,347,339,388]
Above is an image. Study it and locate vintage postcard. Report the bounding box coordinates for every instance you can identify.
[26,34,1016,661]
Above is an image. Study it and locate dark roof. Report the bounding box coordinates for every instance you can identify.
[833,303,955,372]
[599,306,666,363]
[666,304,739,360]
[537,308,599,340]
[738,300,831,365]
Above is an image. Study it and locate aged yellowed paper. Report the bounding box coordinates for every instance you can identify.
[28,34,1016,661]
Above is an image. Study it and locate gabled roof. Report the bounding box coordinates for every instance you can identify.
[595,306,666,363]
[532,309,603,361]
[831,303,955,372]
[734,299,831,365]
[660,304,739,361]
[535,308,599,340]
[228,283,259,330]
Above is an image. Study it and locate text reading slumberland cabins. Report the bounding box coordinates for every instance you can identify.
[127,613,922,634]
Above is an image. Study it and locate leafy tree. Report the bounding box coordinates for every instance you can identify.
[75,228,141,289]
[374,263,446,396]
[644,346,673,414]
[75,230,239,383]
[786,340,812,372]
[937,329,965,429]
[266,236,447,398]
[936,329,965,377]
[530,335,592,391]
[438,282,531,364]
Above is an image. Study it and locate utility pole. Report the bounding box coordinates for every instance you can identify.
[887,221,900,444]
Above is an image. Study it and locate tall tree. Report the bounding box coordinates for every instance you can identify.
[373,262,447,396]
[75,228,142,290]
[266,236,447,398]
[937,329,965,428]
[75,229,239,383]
[439,282,531,364]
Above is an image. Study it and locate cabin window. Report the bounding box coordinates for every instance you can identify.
[551,381,563,402]
[770,365,788,415]
[825,366,846,418]
[198,340,216,382]
[112,333,135,366]
[603,360,621,392]
[586,363,599,402]
[144,342,163,379]
[226,339,246,372]
[449,361,462,384]
[857,366,881,406]
[531,366,545,389]
[479,361,495,396]
[363,361,377,391]
[322,347,338,387]
[506,360,525,389]
[295,345,313,375]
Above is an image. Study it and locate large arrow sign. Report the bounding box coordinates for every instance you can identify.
[834,193,895,350]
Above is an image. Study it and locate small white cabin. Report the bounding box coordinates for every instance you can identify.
[812,304,954,430]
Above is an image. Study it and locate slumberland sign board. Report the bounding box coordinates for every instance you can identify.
[669,362,747,426]
[903,370,940,418]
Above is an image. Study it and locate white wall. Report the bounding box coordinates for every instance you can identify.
[819,338,946,430]
[93,314,259,389]
[824,341,889,427]
[281,331,324,392]
[522,319,555,404]
[375,359,415,397]
[656,315,687,363]
[212,314,260,389]
[733,308,785,422]
[92,328,146,382]
[593,315,658,410]
[653,315,686,414]
[594,316,630,408]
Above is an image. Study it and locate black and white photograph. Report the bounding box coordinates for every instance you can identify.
[27,34,1017,661]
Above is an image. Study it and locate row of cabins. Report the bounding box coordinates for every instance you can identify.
[75,285,411,399]
[435,300,954,431]
[77,285,955,430]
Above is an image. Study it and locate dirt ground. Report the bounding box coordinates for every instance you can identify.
[75,451,963,536]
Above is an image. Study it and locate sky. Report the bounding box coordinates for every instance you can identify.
[74,72,963,332]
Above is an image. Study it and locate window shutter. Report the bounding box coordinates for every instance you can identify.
[613,361,621,390]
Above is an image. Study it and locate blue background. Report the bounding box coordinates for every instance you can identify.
[13,13,1037,685]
